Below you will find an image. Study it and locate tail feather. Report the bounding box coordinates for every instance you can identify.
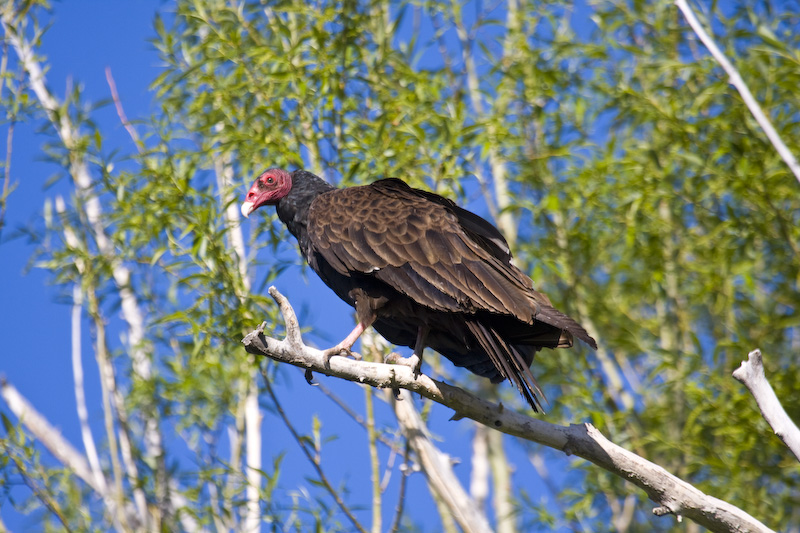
[466,320,546,412]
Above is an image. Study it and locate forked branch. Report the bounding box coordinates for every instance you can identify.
[243,287,774,533]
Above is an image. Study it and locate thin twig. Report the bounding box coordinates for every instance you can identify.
[315,380,404,452]
[0,120,13,241]
[529,451,589,532]
[260,367,368,533]
[388,440,411,533]
[104,67,142,152]
[4,448,74,532]
[676,0,800,185]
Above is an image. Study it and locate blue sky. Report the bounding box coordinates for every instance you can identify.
[0,2,164,528]
[0,3,575,531]
[1,4,163,426]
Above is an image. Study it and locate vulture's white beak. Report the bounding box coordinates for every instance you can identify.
[241,201,255,219]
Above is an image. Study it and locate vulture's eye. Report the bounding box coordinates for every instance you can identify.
[267,176,274,184]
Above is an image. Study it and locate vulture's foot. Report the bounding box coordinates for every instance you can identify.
[321,345,362,363]
[385,352,422,378]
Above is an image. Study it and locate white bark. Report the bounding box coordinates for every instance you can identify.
[469,424,489,512]
[71,284,108,496]
[214,150,261,532]
[392,389,492,533]
[243,287,775,533]
[733,349,800,463]
[243,379,262,532]
[675,0,800,185]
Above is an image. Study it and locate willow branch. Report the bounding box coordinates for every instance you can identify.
[56,196,146,528]
[70,284,107,496]
[733,349,800,463]
[243,287,775,533]
[105,67,142,152]
[675,0,800,184]
[392,389,492,533]
[487,429,514,533]
[4,448,72,531]
[57,197,138,530]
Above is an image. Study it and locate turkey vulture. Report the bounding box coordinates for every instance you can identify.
[242,168,596,411]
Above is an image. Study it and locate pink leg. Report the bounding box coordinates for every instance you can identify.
[321,322,366,361]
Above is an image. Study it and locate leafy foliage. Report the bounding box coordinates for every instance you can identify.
[1,0,799,531]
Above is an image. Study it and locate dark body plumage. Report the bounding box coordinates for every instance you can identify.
[244,169,596,411]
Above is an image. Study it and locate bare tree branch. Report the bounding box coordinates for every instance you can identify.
[70,284,108,497]
[243,287,775,533]
[733,349,800,463]
[675,0,800,185]
[105,67,142,152]
[469,424,489,512]
[392,389,493,533]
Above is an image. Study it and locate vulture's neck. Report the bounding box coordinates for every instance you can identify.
[276,170,335,245]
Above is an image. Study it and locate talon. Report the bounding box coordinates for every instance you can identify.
[321,346,361,361]
[410,354,422,378]
[384,352,401,364]
[393,387,402,400]
[321,346,345,362]
[385,352,422,378]
[304,369,317,386]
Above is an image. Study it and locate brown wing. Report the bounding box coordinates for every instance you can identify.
[307,178,559,326]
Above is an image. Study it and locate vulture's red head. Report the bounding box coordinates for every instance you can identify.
[241,168,293,218]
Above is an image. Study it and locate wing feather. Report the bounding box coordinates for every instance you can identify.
[306,178,590,348]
